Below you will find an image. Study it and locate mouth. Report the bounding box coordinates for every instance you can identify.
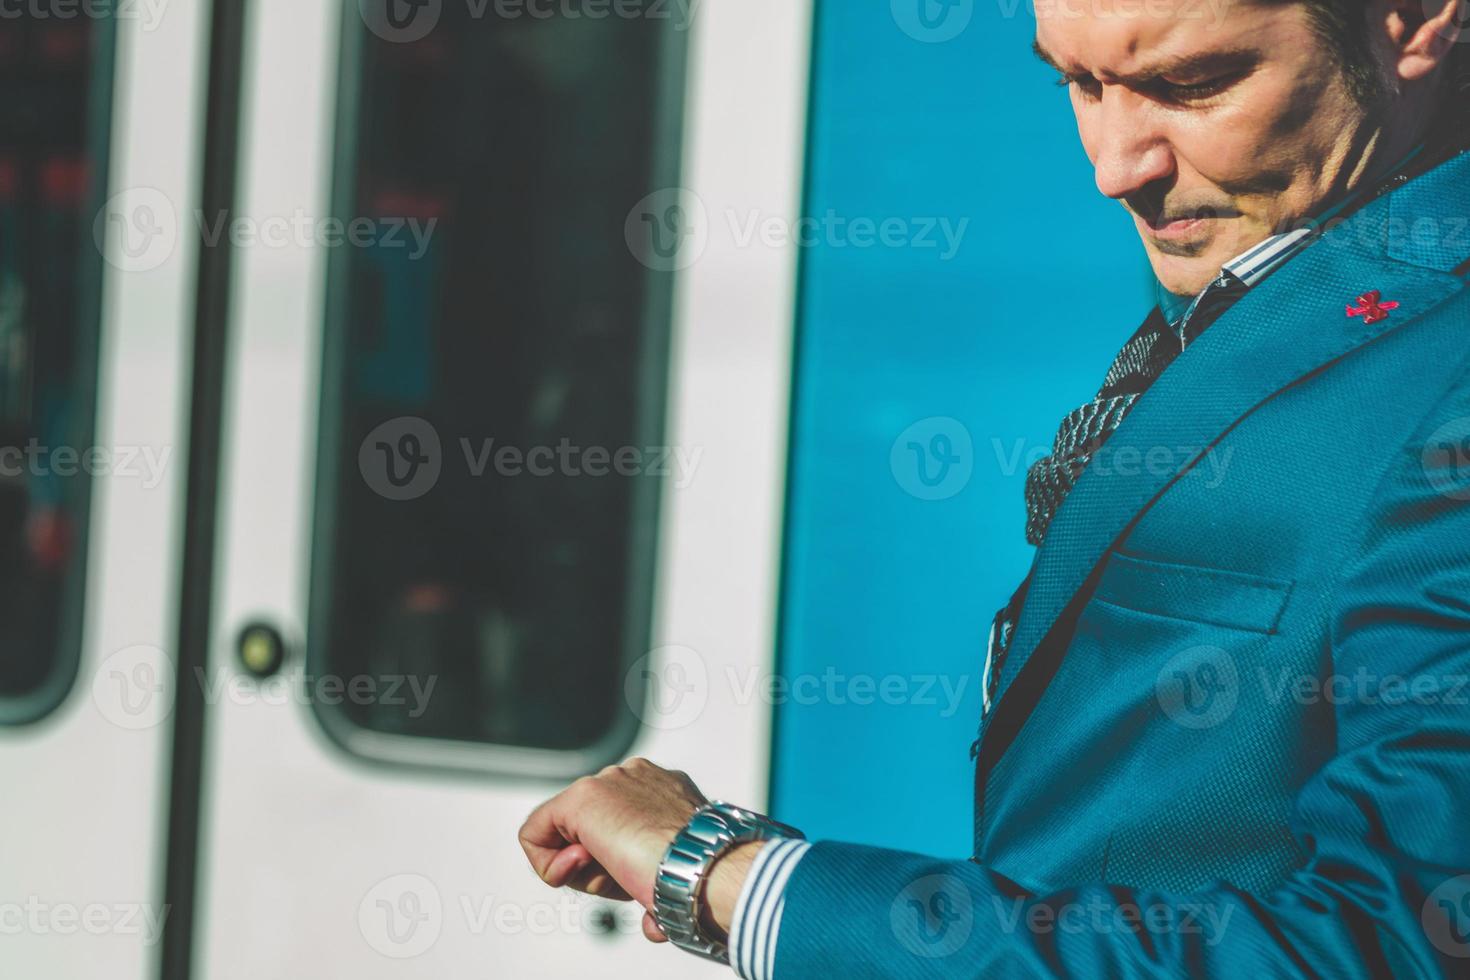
[1137,205,1237,241]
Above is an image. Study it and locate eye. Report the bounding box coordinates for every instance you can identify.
[1057,73,1102,101]
[1156,72,1241,102]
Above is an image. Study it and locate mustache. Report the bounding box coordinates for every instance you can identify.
[1128,196,1242,228]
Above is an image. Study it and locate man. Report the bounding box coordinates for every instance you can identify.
[520,0,1470,975]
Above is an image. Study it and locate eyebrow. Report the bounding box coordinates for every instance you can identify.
[1032,39,1259,85]
[1032,39,1064,72]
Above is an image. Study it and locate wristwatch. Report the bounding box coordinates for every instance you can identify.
[652,801,804,964]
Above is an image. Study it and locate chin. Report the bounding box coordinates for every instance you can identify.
[1148,256,1217,299]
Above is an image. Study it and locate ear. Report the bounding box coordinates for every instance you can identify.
[1382,0,1465,82]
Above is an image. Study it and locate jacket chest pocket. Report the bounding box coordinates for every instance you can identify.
[1089,550,1295,635]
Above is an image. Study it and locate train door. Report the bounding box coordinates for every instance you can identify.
[0,5,212,980]
[187,0,812,977]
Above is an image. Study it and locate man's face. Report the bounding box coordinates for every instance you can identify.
[1036,0,1376,296]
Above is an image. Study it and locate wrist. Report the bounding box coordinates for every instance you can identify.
[696,840,764,943]
[652,802,803,963]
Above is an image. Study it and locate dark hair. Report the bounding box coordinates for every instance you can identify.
[1265,0,1468,132]
[1288,0,1389,104]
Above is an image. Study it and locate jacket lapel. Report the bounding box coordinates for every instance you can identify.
[981,154,1470,758]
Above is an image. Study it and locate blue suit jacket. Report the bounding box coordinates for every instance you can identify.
[774,148,1470,977]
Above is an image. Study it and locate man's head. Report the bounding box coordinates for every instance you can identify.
[1035,0,1466,296]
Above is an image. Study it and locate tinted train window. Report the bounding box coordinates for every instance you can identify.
[0,15,112,724]
[311,2,687,765]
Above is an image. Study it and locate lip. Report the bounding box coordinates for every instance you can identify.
[1143,214,1211,240]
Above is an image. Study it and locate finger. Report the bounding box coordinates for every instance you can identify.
[565,862,635,902]
[542,843,593,888]
[518,792,579,880]
[642,910,668,944]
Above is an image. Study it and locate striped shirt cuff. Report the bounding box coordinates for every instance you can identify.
[727,836,811,980]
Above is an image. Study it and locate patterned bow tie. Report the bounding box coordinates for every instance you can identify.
[1023,272,1246,546]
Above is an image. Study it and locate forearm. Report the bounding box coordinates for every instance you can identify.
[771,840,1460,979]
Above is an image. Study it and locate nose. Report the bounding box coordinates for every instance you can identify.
[1088,89,1175,202]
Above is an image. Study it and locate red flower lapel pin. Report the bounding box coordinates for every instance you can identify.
[1346,290,1400,325]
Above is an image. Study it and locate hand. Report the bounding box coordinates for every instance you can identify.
[520,757,722,942]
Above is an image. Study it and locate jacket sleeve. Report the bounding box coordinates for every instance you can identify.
[771,395,1470,978]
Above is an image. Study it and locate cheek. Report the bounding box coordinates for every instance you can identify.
[1226,70,1346,176]
[1173,97,1312,193]
[1172,119,1259,183]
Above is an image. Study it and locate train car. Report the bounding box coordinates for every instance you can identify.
[2,1,809,977]
[0,2,1145,977]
